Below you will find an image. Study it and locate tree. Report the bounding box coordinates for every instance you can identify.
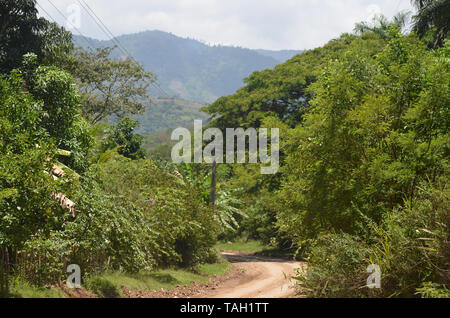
[0,0,43,73]
[0,70,60,248]
[0,0,74,73]
[73,47,155,124]
[21,53,92,172]
[278,30,449,242]
[203,32,386,131]
[411,0,450,48]
[102,117,146,160]
[354,13,411,37]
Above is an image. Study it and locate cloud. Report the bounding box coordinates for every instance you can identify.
[37,0,414,50]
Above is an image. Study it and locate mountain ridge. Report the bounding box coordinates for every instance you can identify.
[73,30,302,103]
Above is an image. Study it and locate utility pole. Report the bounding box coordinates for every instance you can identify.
[210,151,217,208]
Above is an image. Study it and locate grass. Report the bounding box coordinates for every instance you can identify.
[215,238,297,259]
[84,260,231,298]
[2,277,66,298]
[1,259,231,298]
[215,238,268,253]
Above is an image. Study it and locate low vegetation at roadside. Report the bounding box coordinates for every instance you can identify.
[1,1,448,299]
[4,260,230,298]
[85,261,231,298]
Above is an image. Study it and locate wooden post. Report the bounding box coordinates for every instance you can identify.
[210,152,217,209]
[5,247,9,293]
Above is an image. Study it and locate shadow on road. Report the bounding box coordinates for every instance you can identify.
[221,252,297,264]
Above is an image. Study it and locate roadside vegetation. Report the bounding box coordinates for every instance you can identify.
[0,0,240,297]
[215,239,269,253]
[4,261,230,298]
[1,0,448,298]
[204,3,449,298]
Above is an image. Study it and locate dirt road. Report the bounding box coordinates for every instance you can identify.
[205,252,304,298]
[121,251,305,298]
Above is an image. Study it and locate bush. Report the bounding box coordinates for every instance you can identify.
[299,183,449,298]
[367,183,449,297]
[85,276,120,298]
[297,233,376,298]
[80,155,219,269]
[416,282,450,298]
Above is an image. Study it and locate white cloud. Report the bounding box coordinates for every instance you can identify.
[37,0,414,50]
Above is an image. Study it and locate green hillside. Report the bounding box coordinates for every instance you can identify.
[133,97,208,135]
[73,31,301,103]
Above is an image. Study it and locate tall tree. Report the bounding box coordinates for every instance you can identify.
[73,47,154,124]
[0,0,73,73]
[21,53,92,172]
[0,0,43,73]
[411,0,450,48]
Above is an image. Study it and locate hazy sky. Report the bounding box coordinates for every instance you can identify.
[36,0,414,50]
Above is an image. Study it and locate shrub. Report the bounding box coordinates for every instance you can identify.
[416,282,450,298]
[85,276,120,298]
[298,183,449,298]
[297,233,376,298]
[367,183,449,297]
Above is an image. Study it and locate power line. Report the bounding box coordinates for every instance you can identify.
[76,1,128,56]
[43,0,95,48]
[44,0,170,98]
[77,1,128,55]
[35,1,53,21]
[76,0,171,98]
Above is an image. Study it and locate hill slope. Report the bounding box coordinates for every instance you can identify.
[133,97,208,135]
[74,31,302,103]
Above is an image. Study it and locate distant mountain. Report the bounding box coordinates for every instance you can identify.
[73,30,302,103]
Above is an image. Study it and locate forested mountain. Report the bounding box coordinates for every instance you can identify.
[74,31,301,103]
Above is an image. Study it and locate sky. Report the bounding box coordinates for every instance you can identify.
[36,0,414,51]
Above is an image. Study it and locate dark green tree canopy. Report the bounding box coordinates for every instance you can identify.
[203,32,386,130]
[0,0,43,73]
[411,0,450,48]
[0,0,74,73]
[102,116,146,160]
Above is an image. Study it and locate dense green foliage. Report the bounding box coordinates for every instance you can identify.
[0,71,59,249]
[0,61,221,285]
[0,1,74,73]
[278,31,448,241]
[68,156,219,272]
[21,53,92,172]
[204,32,386,129]
[73,47,154,124]
[203,17,449,297]
[411,0,450,48]
[101,117,146,160]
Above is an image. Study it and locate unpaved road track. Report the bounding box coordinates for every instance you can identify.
[205,252,304,298]
[119,251,305,298]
